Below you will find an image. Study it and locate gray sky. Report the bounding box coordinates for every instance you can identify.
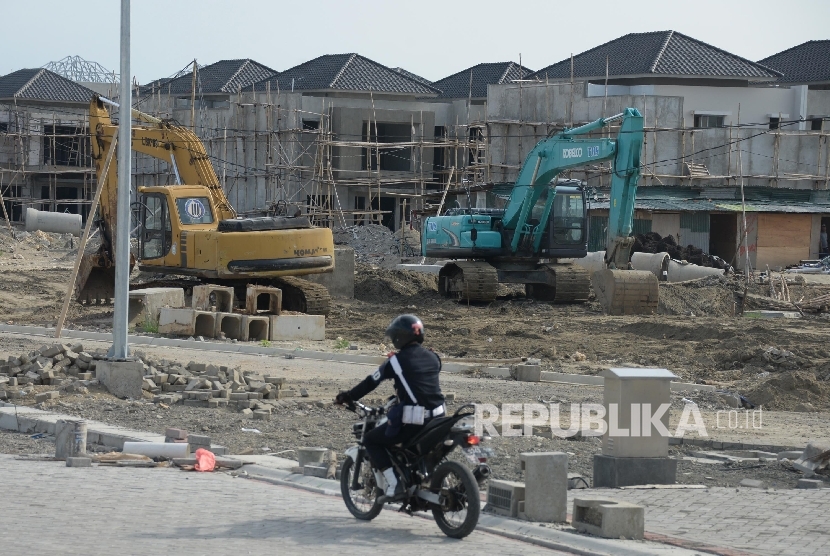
[2,0,828,84]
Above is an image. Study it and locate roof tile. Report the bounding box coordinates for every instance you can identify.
[141,59,278,95]
[528,31,780,81]
[256,54,439,95]
[0,68,95,103]
[758,40,830,84]
[432,62,532,98]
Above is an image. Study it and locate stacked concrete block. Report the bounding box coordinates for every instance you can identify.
[215,312,243,340]
[192,284,235,312]
[242,315,270,342]
[128,287,185,328]
[193,311,217,338]
[158,308,196,336]
[269,314,325,341]
[245,285,282,315]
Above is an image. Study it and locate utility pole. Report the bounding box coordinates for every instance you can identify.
[110,0,131,360]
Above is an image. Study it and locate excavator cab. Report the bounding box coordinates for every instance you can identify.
[543,183,588,258]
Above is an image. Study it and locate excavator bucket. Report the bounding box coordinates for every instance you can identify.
[592,269,658,315]
[75,251,135,304]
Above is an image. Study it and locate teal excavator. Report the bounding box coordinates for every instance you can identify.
[422,108,658,315]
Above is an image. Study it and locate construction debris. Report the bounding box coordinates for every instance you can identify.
[0,342,295,415]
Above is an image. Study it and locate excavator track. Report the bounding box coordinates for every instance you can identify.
[549,263,591,303]
[268,276,331,316]
[438,261,499,302]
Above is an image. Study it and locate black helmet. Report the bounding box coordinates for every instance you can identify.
[385,314,424,349]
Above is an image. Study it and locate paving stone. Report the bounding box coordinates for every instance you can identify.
[165,428,188,440]
[739,478,765,488]
[253,410,271,421]
[34,391,59,403]
[797,479,825,489]
[66,457,92,468]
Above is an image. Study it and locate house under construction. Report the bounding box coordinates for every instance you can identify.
[2,35,830,271]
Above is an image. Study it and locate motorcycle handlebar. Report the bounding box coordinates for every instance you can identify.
[346,396,396,416]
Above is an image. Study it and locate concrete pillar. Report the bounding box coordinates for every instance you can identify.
[519,452,568,522]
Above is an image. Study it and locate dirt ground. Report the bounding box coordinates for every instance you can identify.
[2,224,830,489]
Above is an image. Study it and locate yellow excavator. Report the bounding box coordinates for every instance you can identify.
[79,94,335,314]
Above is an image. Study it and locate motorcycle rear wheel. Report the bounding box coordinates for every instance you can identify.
[430,460,480,538]
[340,456,383,520]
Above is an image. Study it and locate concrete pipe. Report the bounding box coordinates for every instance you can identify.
[573,251,606,273]
[666,259,725,282]
[631,252,670,281]
[25,207,82,236]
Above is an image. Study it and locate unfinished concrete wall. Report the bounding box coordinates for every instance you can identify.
[486,82,830,190]
[0,102,93,222]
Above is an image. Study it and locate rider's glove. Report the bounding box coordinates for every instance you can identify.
[334,391,352,405]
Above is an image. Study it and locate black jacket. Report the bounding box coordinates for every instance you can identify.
[348,343,444,409]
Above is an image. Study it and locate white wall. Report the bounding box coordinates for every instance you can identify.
[649,84,797,128]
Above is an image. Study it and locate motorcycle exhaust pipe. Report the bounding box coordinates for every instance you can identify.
[473,463,491,485]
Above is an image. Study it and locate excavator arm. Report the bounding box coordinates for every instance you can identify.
[501,108,643,255]
[89,94,236,246]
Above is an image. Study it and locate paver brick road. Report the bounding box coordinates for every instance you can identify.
[568,487,830,556]
[0,455,563,555]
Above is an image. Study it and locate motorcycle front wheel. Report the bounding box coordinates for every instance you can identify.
[430,460,481,538]
[340,456,383,520]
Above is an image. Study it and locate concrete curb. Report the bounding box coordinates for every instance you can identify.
[540,371,716,392]
[0,324,480,372]
[0,403,164,448]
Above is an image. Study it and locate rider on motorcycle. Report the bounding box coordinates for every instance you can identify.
[335,314,445,502]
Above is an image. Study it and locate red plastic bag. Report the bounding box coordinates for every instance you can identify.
[194,448,216,472]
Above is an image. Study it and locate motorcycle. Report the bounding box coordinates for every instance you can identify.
[339,396,492,539]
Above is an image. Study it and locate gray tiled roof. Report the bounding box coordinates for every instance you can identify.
[391,67,432,86]
[528,31,781,81]
[142,59,278,95]
[0,68,95,103]
[256,54,440,95]
[431,62,533,98]
[758,40,830,84]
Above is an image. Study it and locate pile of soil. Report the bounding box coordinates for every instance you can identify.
[353,264,439,304]
[747,370,829,411]
[658,275,739,316]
